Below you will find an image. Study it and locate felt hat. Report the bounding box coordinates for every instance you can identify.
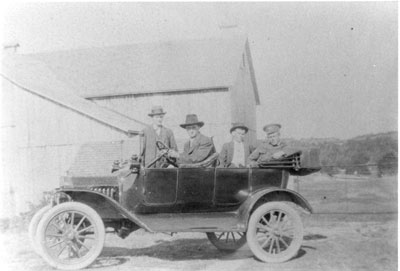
[263,123,281,134]
[148,106,166,116]
[230,122,249,133]
[180,114,204,128]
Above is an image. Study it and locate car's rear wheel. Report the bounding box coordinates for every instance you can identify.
[29,205,52,255]
[247,201,303,263]
[36,202,105,270]
[206,232,246,251]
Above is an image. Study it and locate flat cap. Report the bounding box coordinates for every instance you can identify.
[263,123,281,134]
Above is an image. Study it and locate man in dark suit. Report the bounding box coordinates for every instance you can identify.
[140,106,178,167]
[168,114,216,164]
[218,123,254,168]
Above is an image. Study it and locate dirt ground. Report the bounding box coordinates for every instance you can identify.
[0,213,396,271]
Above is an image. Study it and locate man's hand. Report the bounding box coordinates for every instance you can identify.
[167,150,179,158]
[272,151,285,160]
[159,149,169,156]
[248,161,259,168]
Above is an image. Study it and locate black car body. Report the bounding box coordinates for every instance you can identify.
[31,146,320,270]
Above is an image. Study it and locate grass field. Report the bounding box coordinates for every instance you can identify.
[289,174,397,214]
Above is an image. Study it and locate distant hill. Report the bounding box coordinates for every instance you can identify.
[266,131,398,176]
[350,131,397,141]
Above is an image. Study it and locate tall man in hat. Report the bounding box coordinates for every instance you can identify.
[248,123,287,167]
[140,106,177,168]
[218,123,254,168]
[168,114,216,164]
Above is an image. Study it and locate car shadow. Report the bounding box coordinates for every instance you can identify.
[94,238,252,266]
[90,257,128,269]
[92,236,319,268]
[290,248,308,260]
[303,233,328,241]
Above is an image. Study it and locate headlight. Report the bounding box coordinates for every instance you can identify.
[49,191,72,206]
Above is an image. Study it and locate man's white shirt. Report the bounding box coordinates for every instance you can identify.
[153,124,161,136]
[231,141,245,166]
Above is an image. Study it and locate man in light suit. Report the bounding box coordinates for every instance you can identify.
[140,106,177,167]
[168,114,216,164]
[219,123,254,168]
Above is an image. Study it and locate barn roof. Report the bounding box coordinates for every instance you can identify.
[26,37,260,104]
[1,55,145,135]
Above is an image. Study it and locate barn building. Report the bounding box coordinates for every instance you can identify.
[1,36,259,216]
[1,55,143,216]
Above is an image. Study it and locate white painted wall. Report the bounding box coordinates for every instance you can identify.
[92,89,233,151]
[1,80,139,216]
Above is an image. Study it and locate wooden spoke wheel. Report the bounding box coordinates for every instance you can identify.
[206,232,246,251]
[247,202,303,263]
[29,205,52,255]
[36,202,105,270]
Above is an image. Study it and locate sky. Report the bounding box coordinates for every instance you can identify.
[1,2,398,139]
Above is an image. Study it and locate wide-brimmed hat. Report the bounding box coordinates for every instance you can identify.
[148,106,166,117]
[180,114,204,128]
[230,122,249,133]
[263,123,281,135]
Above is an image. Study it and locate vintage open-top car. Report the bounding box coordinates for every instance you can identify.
[29,141,320,270]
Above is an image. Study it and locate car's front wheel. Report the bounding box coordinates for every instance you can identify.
[246,201,303,263]
[36,202,105,270]
[206,232,246,251]
[29,205,52,255]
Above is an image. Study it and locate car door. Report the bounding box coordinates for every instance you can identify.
[176,168,215,211]
[143,168,178,205]
[215,168,250,206]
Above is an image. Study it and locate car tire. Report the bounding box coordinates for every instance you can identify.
[246,201,303,263]
[36,202,105,270]
[206,232,246,251]
[29,205,52,255]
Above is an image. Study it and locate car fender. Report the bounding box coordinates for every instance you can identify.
[55,189,152,232]
[237,187,313,230]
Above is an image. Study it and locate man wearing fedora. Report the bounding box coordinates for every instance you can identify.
[218,123,254,168]
[168,114,216,164]
[140,106,177,167]
[248,123,287,167]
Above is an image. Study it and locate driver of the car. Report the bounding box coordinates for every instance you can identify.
[167,114,216,164]
[140,106,178,168]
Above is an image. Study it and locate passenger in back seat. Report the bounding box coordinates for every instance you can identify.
[218,123,254,168]
[248,123,287,167]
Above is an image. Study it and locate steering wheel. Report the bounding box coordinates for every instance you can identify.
[146,141,178,168]
[155,140,169,151]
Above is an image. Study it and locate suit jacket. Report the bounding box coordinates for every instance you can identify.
[140,125,177,167]
[218,141,253,167]
[179,133,216,164]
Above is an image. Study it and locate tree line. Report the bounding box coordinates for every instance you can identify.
[284,131,398,176]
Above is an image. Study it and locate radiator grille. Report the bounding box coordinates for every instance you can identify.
[90,186,119,201]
